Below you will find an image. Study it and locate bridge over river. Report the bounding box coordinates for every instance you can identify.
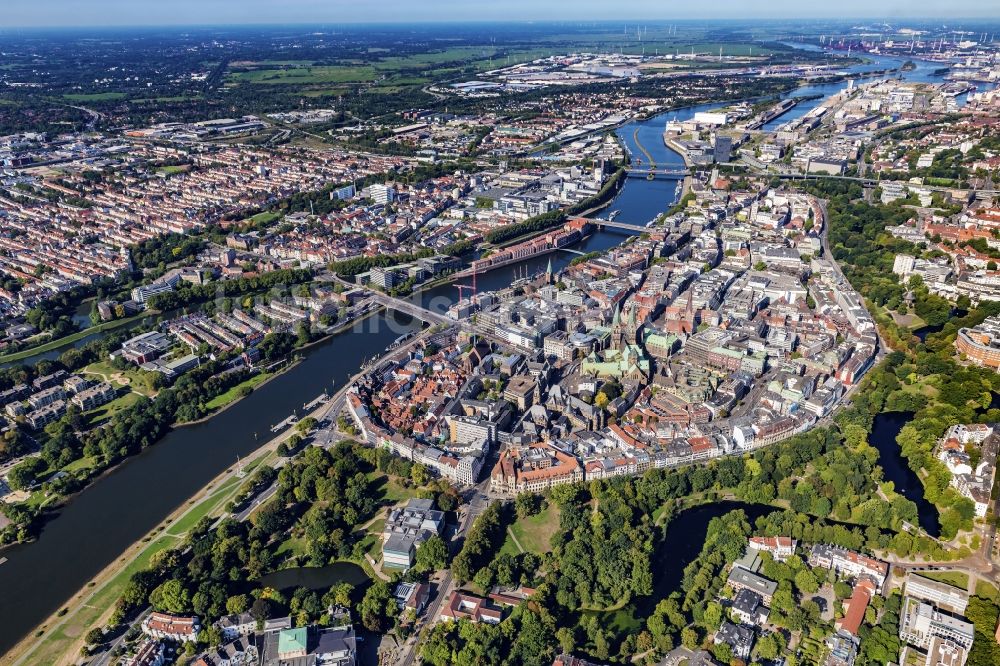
[625,168,688,179]
[575,215,654,233]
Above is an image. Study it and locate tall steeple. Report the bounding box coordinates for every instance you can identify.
[546,256,554,284]
[613,302,629,349]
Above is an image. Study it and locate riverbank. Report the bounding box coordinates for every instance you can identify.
[1,307,382,536]
[664,137,694,168]
[2,373,361,666]
[2,322,435,666]
[450,168,625,280]
[2,447,278,666]
[0,316,430,658]
[0,311,156,365]
[0,366,295,552]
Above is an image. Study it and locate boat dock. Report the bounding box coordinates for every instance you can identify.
[270,415,297,433]
[303,392,330,411]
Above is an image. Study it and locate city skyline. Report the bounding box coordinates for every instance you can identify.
[4,0,1000,28]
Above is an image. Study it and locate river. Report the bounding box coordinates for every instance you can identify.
[0,42,966,655]
[0,311,420,655]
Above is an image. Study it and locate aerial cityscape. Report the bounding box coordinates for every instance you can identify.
[3,3,1000,666]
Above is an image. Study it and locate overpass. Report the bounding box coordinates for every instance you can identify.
[321,274,460,328]
[626,169,688,179]
[365,290,540,352]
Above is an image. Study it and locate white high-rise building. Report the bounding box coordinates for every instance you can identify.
[893,254,917,277]
[369,184,397,204]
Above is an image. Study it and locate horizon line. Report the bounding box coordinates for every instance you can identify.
[0,17,997,31]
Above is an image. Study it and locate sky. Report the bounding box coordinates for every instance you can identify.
[4,0,999,28]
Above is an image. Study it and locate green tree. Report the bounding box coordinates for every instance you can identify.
[149,579,192,614]
[514,492,542,519]
[712,641,733,664]
[966,596,1000,666]
[681,626,701,650]
[358,580,397,633]
[795,569,820,595]
[226,594,250,615]
[324,582,354,610]
[703,601,724,631]
[414,535,448,573]
[7,457,45,491]
[755,632,784,660]
[556,626,576,654]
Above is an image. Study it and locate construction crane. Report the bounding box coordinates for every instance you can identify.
[454,264,477,303]
[454,284,475,303]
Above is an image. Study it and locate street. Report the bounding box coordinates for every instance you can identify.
[395,482,492,666]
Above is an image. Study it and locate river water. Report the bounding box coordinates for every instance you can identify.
[0,311,420,654]
[0,44,965,655]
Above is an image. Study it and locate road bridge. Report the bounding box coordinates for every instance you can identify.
[740,161,1000,198]
[366,291,457,326]
[576,216,652,233]
[625,169,688,179]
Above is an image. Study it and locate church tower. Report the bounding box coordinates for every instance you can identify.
[611,304,624,349]
[626,301,639,345]
[613,302,638,348]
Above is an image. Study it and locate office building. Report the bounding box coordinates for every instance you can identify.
[899,597,975,652]
[382,498,445,569]
[905,574,969,615]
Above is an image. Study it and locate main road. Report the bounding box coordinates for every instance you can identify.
[395,481,493,666]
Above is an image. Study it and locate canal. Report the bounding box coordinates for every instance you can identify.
[0,302,182,371]
[259,562,371,592]
[869,411,940,536]
[0,41,969,654]
[584,501,779,636]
